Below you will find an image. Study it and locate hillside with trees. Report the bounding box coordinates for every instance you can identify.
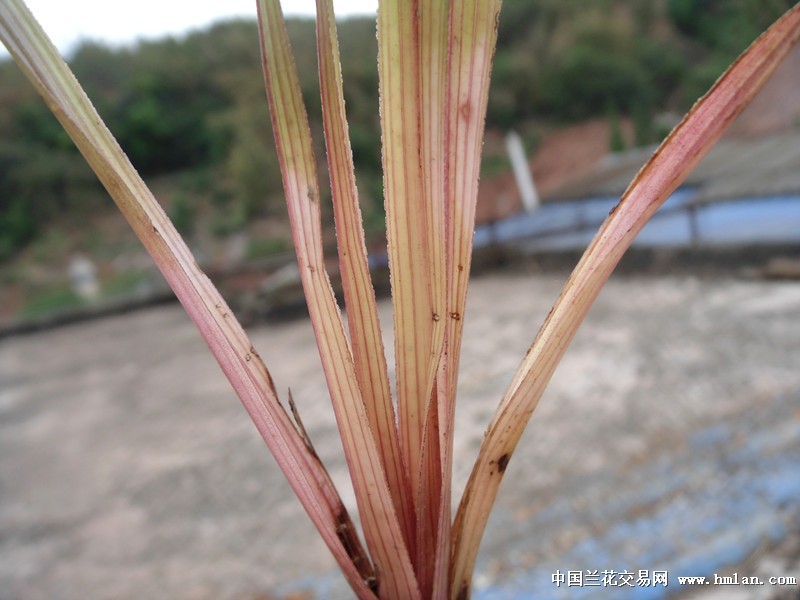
[0,0,794,319]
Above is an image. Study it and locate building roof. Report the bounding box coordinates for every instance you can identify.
[546,130,800,203]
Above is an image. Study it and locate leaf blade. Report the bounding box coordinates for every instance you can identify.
[0,1,379,597]
[451,6,800,595]
[431,1,503,596]
[256,1,420,597]
[314,0,416,557]
[378,0,447,515]
[413,0,451,593]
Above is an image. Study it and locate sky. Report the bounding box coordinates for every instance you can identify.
[1,0,378,58]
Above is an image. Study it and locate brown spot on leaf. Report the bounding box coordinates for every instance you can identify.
[334,508,376,587]
[334,510,358,558]
[497,453,510,473]
[455,582,470,600]
[265,369,277,393]
[365,576,378,595]
[432,313,440,322]
[449,312,461,321]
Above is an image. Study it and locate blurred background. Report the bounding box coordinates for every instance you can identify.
[1,1,799,599]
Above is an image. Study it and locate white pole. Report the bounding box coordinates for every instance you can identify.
[505,130,539,213]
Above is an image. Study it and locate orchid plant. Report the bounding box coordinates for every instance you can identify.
[1,0,799,598]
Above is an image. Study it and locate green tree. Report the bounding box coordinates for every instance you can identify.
[226,88,282,218]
